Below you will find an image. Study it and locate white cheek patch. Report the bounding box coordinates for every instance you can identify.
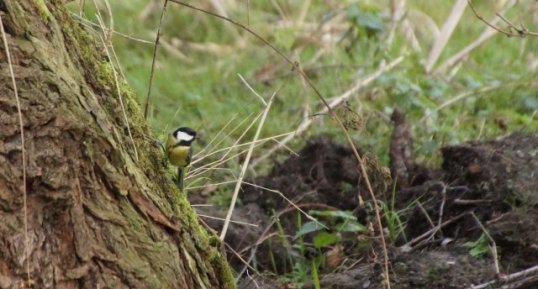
[175,131,194,142]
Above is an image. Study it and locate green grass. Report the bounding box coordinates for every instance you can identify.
[77,1,537,170]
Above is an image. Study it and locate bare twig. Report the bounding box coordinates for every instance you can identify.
[102,0,113,43]
[400,212,468,250]
[467,0,538,38]
[224,242,261,281]
[1,14,30,284]
[416,202,435,230]
[454,198,494,205]
[469,264,538,289]
[244,270,261,289]
[193,114,238,155]
[79,0,85,17]
[144,0,169,119]
[386,0,406,48]
[242,182,327,229]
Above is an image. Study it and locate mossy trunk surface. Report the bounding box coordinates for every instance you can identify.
[0,0,234,288]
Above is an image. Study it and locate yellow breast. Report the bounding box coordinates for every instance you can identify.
[166,134,191,167]
[168,146,190,167]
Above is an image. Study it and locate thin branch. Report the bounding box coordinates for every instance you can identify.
[399,212,469,250]
[144,0,169,119]
[1,14,30,284]
[469,264,538,289]
[436,183,447,235]
[242,182,327,229]
[102,0,114,43]
[467,0,538,37]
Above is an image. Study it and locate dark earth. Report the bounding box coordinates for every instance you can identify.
[190,117,538,289]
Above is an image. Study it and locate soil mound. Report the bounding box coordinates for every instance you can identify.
[192,133,538,289]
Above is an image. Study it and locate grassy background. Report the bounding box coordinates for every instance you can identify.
[73,0,537,183]
[69,0,538,285]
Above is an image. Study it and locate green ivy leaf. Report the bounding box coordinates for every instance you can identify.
[313,232,339,248]
[295,221,326,239]
[274,28,295,50]
[337,220,367,233]
[309,210,357,220]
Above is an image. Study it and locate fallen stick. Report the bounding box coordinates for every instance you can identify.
[469,264,538,289]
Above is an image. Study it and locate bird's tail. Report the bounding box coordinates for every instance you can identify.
[176,167,185,191]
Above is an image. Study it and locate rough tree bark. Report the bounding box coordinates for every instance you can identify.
[0,0,234,288]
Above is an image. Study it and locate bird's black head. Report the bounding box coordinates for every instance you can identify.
[173,127,197,145]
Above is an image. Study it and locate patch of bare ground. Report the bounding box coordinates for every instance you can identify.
[191,128,538,289]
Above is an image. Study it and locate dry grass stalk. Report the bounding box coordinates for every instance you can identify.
[386,0,407,48]
[435,0,517,74]
[420,83,502,123]
[424,0,467,73]
[143,0,169,119]
[95,14,139,161]
[159,38,191,62]
[188,113,262,177]
[197,214,259,227]
[72,14,154,44]
[219,90,277,240]
[192,113,241,160]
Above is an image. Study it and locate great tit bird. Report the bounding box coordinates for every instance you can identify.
[166,127,197,190]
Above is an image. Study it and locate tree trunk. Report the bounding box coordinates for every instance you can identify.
[0,0,234,288]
